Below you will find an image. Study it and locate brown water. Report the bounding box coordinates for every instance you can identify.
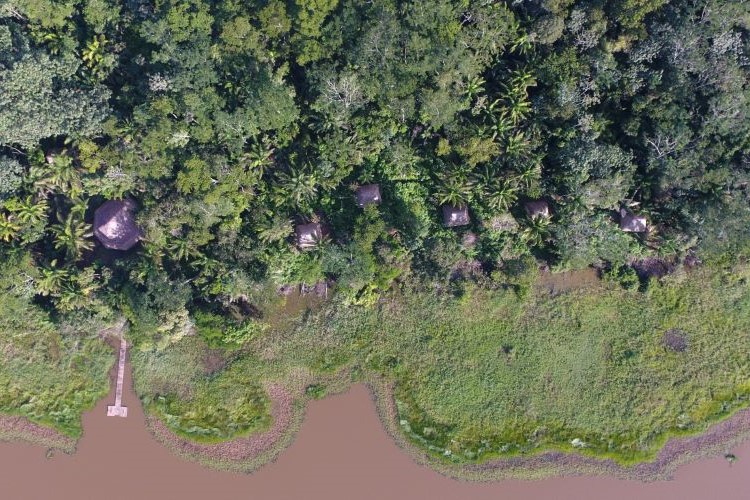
[2,366,749,500]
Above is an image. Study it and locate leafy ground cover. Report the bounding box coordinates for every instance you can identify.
[382,270,750,464]
[0,253,113,437]
[129,263,750,465]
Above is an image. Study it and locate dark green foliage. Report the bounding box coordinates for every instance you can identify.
[0,156,23,198]
[0,23,110,148]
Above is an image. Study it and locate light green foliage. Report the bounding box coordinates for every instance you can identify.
[555,213,642,268]
[0,251,113,436]
[136,352,271,442]
[384,269,750,463]
[4,0,76,29]
[276,266,750,463]
[194,310,267,347]
[331,205,405,305]
[82,0,121,33]
[292,0,340,64]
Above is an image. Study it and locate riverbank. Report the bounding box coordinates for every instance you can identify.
[0,414,75,453]
[146,383,303,472]
[120,262,750,475]
[1,382,749,500]
[4,263,750,480]
[370,377,750,481]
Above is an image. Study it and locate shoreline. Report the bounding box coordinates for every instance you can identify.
[145,382,307,473]
[368,377,750,481]
[0,414,76,454]
[2,372,749,481]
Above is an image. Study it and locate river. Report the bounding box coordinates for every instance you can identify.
[1,364,749,500]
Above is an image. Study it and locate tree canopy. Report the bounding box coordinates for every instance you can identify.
[0,0,748,344]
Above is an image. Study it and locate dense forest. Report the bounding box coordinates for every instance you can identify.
[1,0,750,463]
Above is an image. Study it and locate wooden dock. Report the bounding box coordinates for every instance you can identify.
[107,337,128,418]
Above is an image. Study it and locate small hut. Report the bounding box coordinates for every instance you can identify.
[355,184,382,207]
[45,147,64,165]
[524,200,550,219]
[442,205,470,227]
[94,199,142,251]
[620,208,647,233]
[295,222,322,249]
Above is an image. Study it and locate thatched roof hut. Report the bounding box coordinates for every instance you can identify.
[620,208,647,233]
[45,147,64,165]
[442,205,470,227]
[524,200,550,218]
[94,199,142,251]
[295,222,322,249]
[355,184,381,207]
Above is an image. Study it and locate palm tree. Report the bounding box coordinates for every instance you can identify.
[82,34,112,80]
[167,238,202,262]
[50,214,94,260]
[257,216,293,244]
[36,262,69,297]
[34,154,82,197]
[435,170,476,206]
[485,179,519,213]
[117,119,138,144]
[521,215,552,248]
[275,166,319,207]
[7,196,48,224]
[241,137,275,178]
[0,213,20,242]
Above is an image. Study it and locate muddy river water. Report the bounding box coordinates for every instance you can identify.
[1,364,749,500]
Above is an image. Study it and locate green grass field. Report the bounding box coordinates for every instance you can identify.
[0,313,112,438]
[127,263,750,465]
[4,253,750,465]
[379,272,750,463]
[0,255,113,437]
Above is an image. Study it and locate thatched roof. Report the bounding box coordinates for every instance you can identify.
[45,147,64,165]
[295,222,322,249]
[524,200,550,218]
[620,208,647,233]
[355,184,381,207]
[94,199,142,251]
[442,205,470,227]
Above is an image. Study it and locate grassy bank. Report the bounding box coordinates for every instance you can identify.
[0,254,114,438]
[378,270,750,465]
[128,263,750,470]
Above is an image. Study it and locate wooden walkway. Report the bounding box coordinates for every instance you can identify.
[107,337,128,417]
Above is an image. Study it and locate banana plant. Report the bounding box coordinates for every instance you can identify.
[521,215,552,248]
[50,213,94,261]
[36,261,70,297]
[82,35,113,80]
[6,196,48,225]
[0,213,20,242]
